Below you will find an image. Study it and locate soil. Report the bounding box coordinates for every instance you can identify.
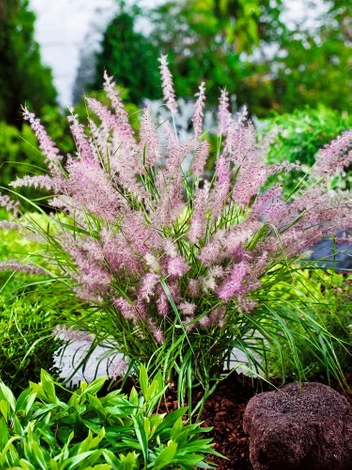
[161,373,351,470]
[113,372,351,470]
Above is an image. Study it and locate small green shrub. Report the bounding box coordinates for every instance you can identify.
[0,219,87,393]
[0,296,64,394]
[0,367,218,469]
[267,269,352,380]
[261,107,352,192]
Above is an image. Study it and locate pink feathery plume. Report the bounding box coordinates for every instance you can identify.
[156,286,169,316]
[109,358,128,379]
[67,111,97,162]
[22,106,63,174]
[192,81,206,139]
[103,71,135,140]
[66,159,123,222]
[199,239,223,267]
[86,97,134,146]
[188,185,209,243]
[0,194,19,215]
[53,325,92,343]
[188,278,201,298]
[167,256,190,277]
[192,140,209,176]
[102,231,144,276]
[122,211,162,254]
[0,259,46,275]
[178,301,197,317]
[113,297,140,323]
[313,130,352,178]
[218,88,231,136]
[224,107,250,162]
[153,326,165,344]
[218,261,248,301]
[158,55,178,114]
[0,221,22,231]
[210,154,231,219]
[140,107,160,167]
[88,118,111,158]
[10,175,57,192]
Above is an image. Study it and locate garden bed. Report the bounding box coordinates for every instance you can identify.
[115,372,352,470]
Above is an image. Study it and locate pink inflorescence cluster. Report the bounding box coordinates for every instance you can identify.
[1,57,351,346]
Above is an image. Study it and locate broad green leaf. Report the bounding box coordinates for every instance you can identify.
[174,453,206,466]
[88,395,107,419]
[139,365,148,397]
[31,441,48,470]
[131,415,148,465]
[0,400,9,422]
[144,417,151,440]
[0,418,9,451]
[129,388,139,407]
[153,442,178,470]
[101,449,122,467]
[82,377,107,396]
[0,383,16,412]
[61,450,100,468]
[119,451,139,470]
[170,417,184,441]
[156,407,187,433]
[16,390,37,418]
[19,459,36,470]
[40,370,57,403]
[85,465,112,470]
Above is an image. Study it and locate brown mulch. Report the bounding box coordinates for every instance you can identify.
[114,372,351,470]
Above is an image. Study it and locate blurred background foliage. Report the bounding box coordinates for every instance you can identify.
[0,0,350,202]
[0,0,57,126]
[0,0,350,207]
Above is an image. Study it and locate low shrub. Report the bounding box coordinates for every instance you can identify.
[261,107,352,193]
[267,269,352,380]
[0,296,63,394]
[0,367,218,469]
[0,218,87,393]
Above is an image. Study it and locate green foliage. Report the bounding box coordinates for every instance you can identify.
[0,297,63,395]
[0,120,46,200]
[0,0,57,126]
[264,107,352,167]
[261,107,352,193]
[0,221,84,394]
[94,0,351,115]
[93,6,161,105]
[267,269,352,380]
[149,0,256,106]
[0,368,218,469]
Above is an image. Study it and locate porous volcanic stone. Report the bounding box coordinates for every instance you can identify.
[243,382,351,470]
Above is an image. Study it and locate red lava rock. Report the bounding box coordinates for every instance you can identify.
[243,382,352,470]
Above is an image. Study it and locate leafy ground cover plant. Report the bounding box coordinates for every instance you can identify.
[267,269,351,380]
[0,57,351,404]
[0,296,63,395]
[0,216,88,393]
[0,367,218,469]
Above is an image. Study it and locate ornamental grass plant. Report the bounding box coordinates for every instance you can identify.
[0,56,351,407]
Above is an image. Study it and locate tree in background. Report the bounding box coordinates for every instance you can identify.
[91,0,351,116]
[0,0,57,127]
[263,0,352,114]
[92,3,161,105]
